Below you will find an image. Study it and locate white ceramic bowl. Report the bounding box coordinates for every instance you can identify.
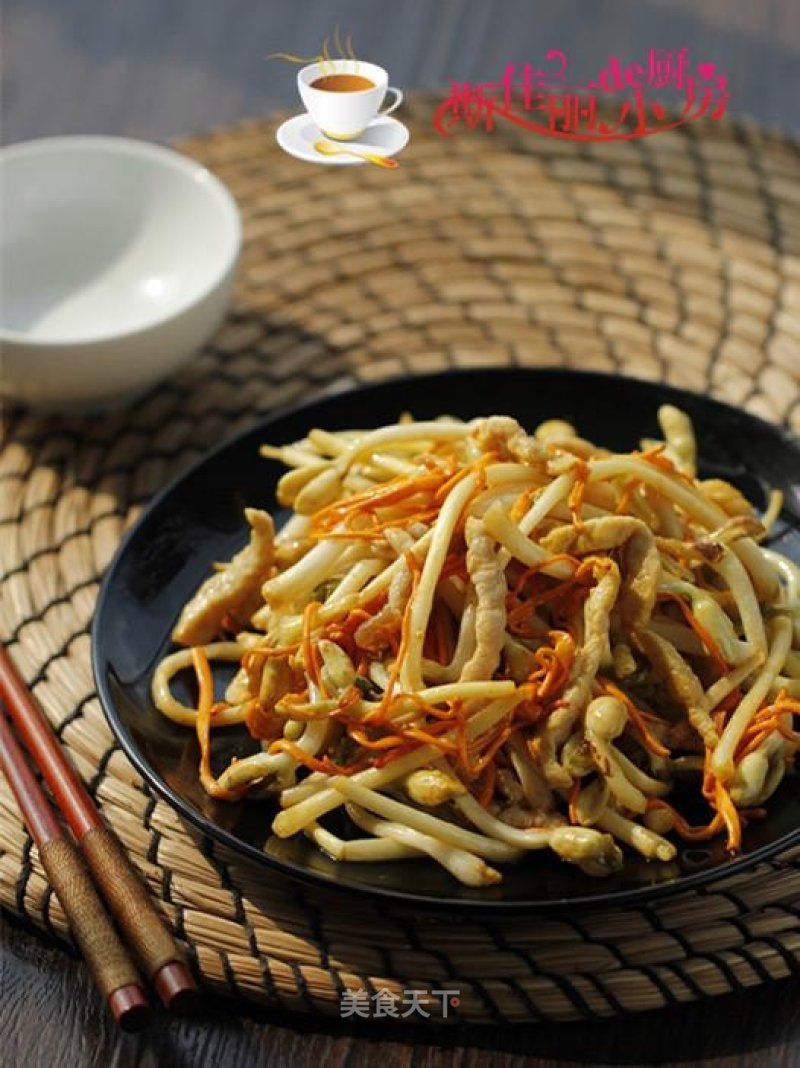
[0,136,241,410]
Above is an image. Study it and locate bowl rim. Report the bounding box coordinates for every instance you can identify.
[0,134,242,347]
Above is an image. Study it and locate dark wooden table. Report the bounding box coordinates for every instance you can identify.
[2,912,799,1067]
[3,2,799,1065]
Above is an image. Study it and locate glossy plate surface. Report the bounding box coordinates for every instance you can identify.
[93,369,800,911]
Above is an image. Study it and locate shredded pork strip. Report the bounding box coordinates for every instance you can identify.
[172,508,275,645]
[459,517,507,682]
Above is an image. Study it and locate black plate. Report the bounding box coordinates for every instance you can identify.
[93,369,800,912]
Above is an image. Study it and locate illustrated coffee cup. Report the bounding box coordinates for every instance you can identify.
[298,60,403,141]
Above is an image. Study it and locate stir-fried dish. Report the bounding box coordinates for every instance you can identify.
[152,408,800,886]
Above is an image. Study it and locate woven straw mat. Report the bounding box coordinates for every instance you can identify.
[1,97,799,1024]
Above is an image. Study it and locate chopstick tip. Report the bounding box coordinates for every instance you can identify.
[109,983,151,1032]
[153,960,201,1014]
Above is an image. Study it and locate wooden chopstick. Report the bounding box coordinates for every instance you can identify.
[0,702,150,1030]
[0,644,198,1013]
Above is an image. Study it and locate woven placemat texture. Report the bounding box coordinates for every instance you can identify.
[1,97,799,1023]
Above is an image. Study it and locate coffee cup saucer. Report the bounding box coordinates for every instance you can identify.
[276,112,410,165]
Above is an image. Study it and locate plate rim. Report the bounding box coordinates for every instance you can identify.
[275,112,410,165]
[92,367,800,913]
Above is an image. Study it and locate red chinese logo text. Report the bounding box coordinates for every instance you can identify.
[434,49,730,140]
